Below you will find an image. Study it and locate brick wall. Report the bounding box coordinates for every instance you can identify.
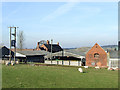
[86,43,107,67]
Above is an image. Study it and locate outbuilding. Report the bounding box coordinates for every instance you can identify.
[16,50,49,63]
[86,43,107,67]
[0,46,14,60]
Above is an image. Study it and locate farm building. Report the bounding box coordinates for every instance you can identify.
[16,50,49,63]
[86,43,107,67]
[36,40,63,53]
[0,46,14,60]
[85,43,120,68]
[47,43,119,67]
[45,48,87,66]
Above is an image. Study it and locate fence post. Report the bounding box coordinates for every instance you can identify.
[69,60,70,65]
[57,61,59,65]
[51,60,52,64]
[78,60,80,66]
[62,60,64,65]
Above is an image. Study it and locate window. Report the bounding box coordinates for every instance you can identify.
[91,62,95,66]
[95,44,98,48]
[94,53,99,58]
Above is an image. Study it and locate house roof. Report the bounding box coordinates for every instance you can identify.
[44,44,63,53]
[17,50,49,56]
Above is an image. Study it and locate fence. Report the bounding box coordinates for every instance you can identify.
[45,60,83,66]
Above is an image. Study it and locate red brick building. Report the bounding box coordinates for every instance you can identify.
[86,43,107,67]
[36,40,63,53]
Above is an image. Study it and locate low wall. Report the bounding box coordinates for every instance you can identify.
[45,60,82,66]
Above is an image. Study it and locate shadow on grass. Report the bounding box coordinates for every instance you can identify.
[83,71,88,73]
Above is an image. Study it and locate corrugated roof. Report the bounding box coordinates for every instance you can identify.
[17,50,49,56]
[64,47,91,56]
[45,51,85,59]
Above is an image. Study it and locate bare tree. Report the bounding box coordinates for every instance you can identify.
[17,30,25,51]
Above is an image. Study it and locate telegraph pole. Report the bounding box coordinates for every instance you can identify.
[51,39,53,64]
[8,26,18,64]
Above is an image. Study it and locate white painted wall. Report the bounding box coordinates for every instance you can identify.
[45,60,82,66]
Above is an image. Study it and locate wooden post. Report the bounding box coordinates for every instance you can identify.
[62,60,64,65]
[62,50,64,57]
[57,61,59,65]
[78,60,80,66]
[51,39,53,64]
[69,60,70,65]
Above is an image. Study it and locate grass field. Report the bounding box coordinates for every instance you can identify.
[2,64,118,88]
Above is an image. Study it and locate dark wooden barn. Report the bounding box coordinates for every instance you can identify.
[0,46,14,59]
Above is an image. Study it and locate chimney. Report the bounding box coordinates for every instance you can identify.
[47,40,49,44]
[57,42,59,45]
[37,42,39,48]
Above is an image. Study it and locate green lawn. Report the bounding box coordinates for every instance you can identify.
[2,64,118,88]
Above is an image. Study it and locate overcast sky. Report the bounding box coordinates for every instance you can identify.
[2,2,118,48]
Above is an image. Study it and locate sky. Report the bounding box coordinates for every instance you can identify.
[2,2,118,48]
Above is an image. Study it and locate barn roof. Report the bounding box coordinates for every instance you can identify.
[45,51,85,59]
[44,44,63,53]
[17,50,49,56]
[65,47,91,56]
